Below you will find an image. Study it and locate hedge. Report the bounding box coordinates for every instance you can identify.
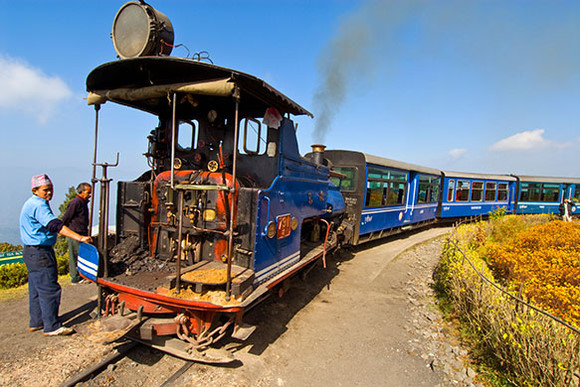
[0,253,69,289]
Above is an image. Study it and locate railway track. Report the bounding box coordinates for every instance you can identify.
[59,342,138,387]
[59,342,197,387]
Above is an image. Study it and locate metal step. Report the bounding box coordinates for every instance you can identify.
[231,322,257,341]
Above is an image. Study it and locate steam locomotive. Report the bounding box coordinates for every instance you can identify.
[78,2,580,363]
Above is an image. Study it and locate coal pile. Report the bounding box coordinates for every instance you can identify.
[108,235,176,277]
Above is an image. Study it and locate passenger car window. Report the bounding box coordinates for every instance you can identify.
[331,167,357,192]
[364,165,407,208]
[574,185,580,202]
[456,180,470,202]
[498,183,508,201]
[471,181,483,201]
[484,182,497,201]
[418,175,440,203]
[541,183,560,202]
[520,183,541,201]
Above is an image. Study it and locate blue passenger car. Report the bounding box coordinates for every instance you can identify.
[440,172,516,218]
[320,150,442,245]
[513,175,580,216]
[568,181,580,207]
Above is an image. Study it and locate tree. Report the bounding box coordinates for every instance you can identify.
[58,186,78,218]
[54,186,77,257]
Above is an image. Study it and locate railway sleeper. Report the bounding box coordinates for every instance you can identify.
[126,332,235,364]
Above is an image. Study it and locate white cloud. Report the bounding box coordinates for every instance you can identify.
[0,56,72,124]
[448,148,467,159]
[490,129,552,151]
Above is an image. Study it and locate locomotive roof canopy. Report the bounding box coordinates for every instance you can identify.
[86,56,313,118]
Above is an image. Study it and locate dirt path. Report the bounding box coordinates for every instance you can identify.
[0,227,482,386]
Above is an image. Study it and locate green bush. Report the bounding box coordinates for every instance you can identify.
[0,263,28,289]
[57,252,69,275]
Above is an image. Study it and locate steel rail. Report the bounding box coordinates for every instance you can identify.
[159,361,195,386]
[58,341,138,387]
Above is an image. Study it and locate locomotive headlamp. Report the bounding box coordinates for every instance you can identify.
[112,1,174,59]
[203,209,216,222]
[266,221,277,238]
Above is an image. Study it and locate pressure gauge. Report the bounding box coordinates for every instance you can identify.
[207,160,219,172]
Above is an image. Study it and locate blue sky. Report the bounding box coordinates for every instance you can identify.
[1,0,579,244]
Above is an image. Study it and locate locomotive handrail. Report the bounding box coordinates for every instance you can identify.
[174,184,231,191]
[260,195,271,237]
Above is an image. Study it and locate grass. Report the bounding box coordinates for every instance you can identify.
[0,274,76,302]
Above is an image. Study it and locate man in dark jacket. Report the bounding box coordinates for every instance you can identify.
[61,182,91,283]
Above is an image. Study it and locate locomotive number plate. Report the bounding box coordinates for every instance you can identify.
[276,214,292,239]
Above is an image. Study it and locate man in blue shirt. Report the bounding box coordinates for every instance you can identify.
[20,174,93,336]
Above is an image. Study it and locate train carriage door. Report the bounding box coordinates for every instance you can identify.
[509,181,516,211]
[564,184,573,201]
[403,171,420,224]
[407,171,417,214]
[447,180,455,203]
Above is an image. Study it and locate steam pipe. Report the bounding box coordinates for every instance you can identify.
[103,169,109,277]
[319,218,332,269]
[89,104,100,237]
[91,105,101,318]
[170,92,177,189]
[226,87,241,301]
[175,190,184,292]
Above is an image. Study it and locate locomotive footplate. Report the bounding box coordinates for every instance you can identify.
[76,312,144,344]
[172,260,255,297]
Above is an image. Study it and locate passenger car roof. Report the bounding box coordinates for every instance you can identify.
[363,153,442,176]
[512,175,580,184]
[442,171,517,181]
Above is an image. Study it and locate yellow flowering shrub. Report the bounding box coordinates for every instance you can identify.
[436,216,580,386]
[485,221,580,328]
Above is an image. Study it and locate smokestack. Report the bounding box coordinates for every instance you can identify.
[311,144,326,164]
